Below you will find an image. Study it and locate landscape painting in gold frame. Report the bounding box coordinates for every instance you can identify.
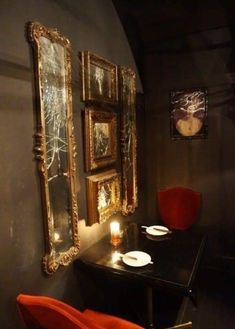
[80,51,118,105]
[86,170,121,226]
[84,106,117,171]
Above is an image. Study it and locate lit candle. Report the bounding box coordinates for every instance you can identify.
[54,231,61,244]
[110,221,121,247]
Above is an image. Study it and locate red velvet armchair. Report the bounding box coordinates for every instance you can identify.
[16,294,144,329]
[157,187,201,230]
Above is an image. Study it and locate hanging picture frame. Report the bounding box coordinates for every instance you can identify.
[170,88,208,140]
[86,170,121,225]
[84,106,117,171]
[80,51,118,105]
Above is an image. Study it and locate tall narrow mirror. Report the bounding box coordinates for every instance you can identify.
[120,67,138,215]
[27,22,80,274]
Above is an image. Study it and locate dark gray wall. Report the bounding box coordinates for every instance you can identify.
[0,1,143,328]
[144,29,235,263]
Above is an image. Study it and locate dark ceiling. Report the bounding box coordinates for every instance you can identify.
[112,0,235,77]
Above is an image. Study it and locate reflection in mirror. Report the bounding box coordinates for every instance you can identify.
[27,22,80,274]
[120,67,138,215]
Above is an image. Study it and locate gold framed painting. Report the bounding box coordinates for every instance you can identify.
[80,51,118,105]
[84,106,117,171]
[86,170,121,225]
[170,88,208,140]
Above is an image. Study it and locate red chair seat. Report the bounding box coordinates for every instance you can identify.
[16,294,144,329]
[83,309,143,329]
[158,187,201,230]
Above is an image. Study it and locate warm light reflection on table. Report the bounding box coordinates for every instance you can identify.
[112,250,121,263]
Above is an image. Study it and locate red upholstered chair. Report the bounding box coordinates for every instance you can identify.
[157,187,201,230]
[16,294,144,329]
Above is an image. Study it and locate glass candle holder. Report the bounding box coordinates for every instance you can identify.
[110,221,121,247]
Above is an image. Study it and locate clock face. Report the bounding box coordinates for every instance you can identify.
[176,115,203,137]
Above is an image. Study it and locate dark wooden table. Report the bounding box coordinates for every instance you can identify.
[75,222,206,329]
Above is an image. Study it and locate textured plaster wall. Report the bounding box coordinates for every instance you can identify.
[0,1,143,328]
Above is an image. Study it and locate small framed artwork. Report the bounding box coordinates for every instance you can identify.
[86,169,121,225]
[80,51,118,105]
[84,106,117,171]
[170,88,208,140]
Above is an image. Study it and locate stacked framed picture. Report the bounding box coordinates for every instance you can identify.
[84,106,117,172]
[80,51,138,225]
[86,170,121,225]
[80,51,121,225]
[80,51,118,105]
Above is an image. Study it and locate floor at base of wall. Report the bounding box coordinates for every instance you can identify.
[142,266,235,329]
[175,267,235,329]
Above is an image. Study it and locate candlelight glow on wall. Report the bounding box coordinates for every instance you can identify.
[110,221,121,247]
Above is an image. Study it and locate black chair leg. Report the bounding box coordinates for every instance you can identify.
[188,289,197,308]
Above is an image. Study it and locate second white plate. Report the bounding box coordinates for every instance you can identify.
[122,251,151,267]
[146,225,169,236]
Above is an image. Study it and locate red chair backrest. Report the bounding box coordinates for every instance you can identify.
[158,187,201,230]
[16,294,144,329]
[16,294,103,329]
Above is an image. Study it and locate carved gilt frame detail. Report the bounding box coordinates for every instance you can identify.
[119,67,138,215]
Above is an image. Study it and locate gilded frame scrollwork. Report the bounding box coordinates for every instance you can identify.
[119,67,138,215]
[84,106,117,171]
[80,51,118,105]
[86,170,121,226]
[27,21,80,274]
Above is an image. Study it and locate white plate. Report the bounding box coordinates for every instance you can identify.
[146,225,169,236]
[122,251,151,267]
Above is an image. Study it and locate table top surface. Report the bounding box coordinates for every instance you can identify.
[76,222,206,293]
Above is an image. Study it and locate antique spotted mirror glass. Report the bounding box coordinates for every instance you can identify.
[120,67,138,215]
[28,22,80,274]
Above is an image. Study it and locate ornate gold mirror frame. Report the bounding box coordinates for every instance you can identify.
[120,67,138,215]
[27,22,80,274]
